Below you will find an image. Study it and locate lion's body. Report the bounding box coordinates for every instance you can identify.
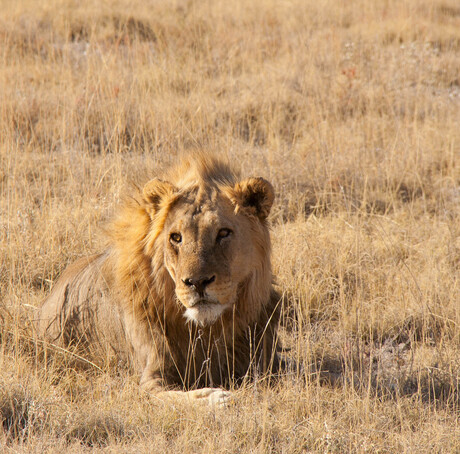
[37,155,280,393]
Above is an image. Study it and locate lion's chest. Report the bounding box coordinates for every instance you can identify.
[164,325,251,388]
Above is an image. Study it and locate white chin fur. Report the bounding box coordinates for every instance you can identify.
[184,304,228,326]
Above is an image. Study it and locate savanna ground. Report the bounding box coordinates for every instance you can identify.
[0,0,459,451]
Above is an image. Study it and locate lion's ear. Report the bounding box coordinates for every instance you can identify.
[142,178,176,217]
[233,177,274,221]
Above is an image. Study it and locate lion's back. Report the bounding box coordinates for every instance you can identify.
[37,252,130,366]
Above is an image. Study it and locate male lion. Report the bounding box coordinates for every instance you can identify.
[37,155,280,403]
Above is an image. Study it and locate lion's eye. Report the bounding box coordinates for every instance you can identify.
[170,233,182,244]
[217,228,232,241]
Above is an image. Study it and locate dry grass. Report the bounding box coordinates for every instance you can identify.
[1,0,459,451]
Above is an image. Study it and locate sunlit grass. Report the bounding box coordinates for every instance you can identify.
[1,0,459,451]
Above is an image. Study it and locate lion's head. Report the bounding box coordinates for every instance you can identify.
[139,155,275,327]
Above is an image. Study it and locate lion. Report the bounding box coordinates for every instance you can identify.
[37,154,281,404]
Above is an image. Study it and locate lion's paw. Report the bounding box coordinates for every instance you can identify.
[188,387,232,406]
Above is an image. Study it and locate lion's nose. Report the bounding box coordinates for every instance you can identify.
[183,275,216,296]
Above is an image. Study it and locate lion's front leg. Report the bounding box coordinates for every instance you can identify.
[129,314,232,406]
[157,388,231,406]
[140,370,231,406]
[180,388,231,405]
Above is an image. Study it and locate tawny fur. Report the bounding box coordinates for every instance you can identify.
[37,155,280,392]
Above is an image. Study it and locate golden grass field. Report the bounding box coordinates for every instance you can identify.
[1,0,459,451]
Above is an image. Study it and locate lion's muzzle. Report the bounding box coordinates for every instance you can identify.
[178,277,232,325]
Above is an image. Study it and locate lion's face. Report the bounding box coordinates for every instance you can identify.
[163,193,251,325]
[143,175,274,326]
